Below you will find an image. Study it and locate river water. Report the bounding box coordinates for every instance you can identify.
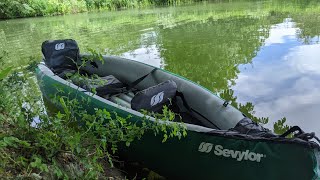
[1,0,319,135]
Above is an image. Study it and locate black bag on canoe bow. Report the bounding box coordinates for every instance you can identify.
[42,39,80,74]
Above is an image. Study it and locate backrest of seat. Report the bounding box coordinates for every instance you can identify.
[131,80,177,112]
[42,39,80,74]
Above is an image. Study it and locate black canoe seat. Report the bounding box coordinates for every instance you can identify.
[110,80,177,112]
[131,80,177,112]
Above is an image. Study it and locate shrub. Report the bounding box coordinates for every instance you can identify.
[0,0,201,19]
[0,51,187,178]
[0,0,35,19]
[0,0,88,19]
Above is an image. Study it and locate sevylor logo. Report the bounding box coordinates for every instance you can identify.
[150,91,164,106]
[198,142,266,162]
[55,43,65,50]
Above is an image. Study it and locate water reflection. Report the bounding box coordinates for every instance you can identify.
[121,31,165,68]
[1,0,320,134]
[159,16,273,91]
[294,14,320,44]
[122,44,165,68]
[0,11,158,66]
[233,19,320,134]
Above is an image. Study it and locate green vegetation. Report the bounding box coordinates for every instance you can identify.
[1,0,319,177]
[0,51,186,178]
[0,0,198,19]
[0,0,87,19]
[0,51,13,80]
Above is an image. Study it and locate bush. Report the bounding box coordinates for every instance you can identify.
[0,0,35,19]
[0,0,88,19]
[0,0,200,19]
[0,51,187,178]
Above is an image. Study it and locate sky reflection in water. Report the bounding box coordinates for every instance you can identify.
[234,18,320,134]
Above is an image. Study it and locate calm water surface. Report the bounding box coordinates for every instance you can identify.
[1,0,320,135]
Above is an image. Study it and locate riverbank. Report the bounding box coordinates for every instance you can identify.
[0,0,198,19]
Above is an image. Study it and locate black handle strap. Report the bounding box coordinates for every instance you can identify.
[126,68,157,90]
[280,126,304,138]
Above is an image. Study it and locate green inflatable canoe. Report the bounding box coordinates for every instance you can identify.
[36,55,320,180]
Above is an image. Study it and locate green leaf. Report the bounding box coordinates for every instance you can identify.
[162,134,168,143]
[76,146,81,154]
[125,141,130,147]
[30,157,49,172]
[56,111,63,119]
[1,136,30,148]
[0,66,13,80]
[183,130,187,137]
[274,117,291,135]
[30,157,42,168]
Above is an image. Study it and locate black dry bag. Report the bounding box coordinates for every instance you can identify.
[41,39,80,74]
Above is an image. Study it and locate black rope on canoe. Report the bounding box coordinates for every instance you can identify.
[315,136,320,144]
[280,126,320,144]
[280,126,304,137]
[296,132,320,144]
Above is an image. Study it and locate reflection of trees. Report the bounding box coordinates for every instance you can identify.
[159,16,271,92]
[268,0,320,44]
[158,12,294,133]
[294,14,320,44]
[0,13,157,66]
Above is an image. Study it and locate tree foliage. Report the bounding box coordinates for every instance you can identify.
[0,0,198,19]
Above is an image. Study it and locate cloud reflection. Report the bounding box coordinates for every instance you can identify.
[233,19,320,134]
